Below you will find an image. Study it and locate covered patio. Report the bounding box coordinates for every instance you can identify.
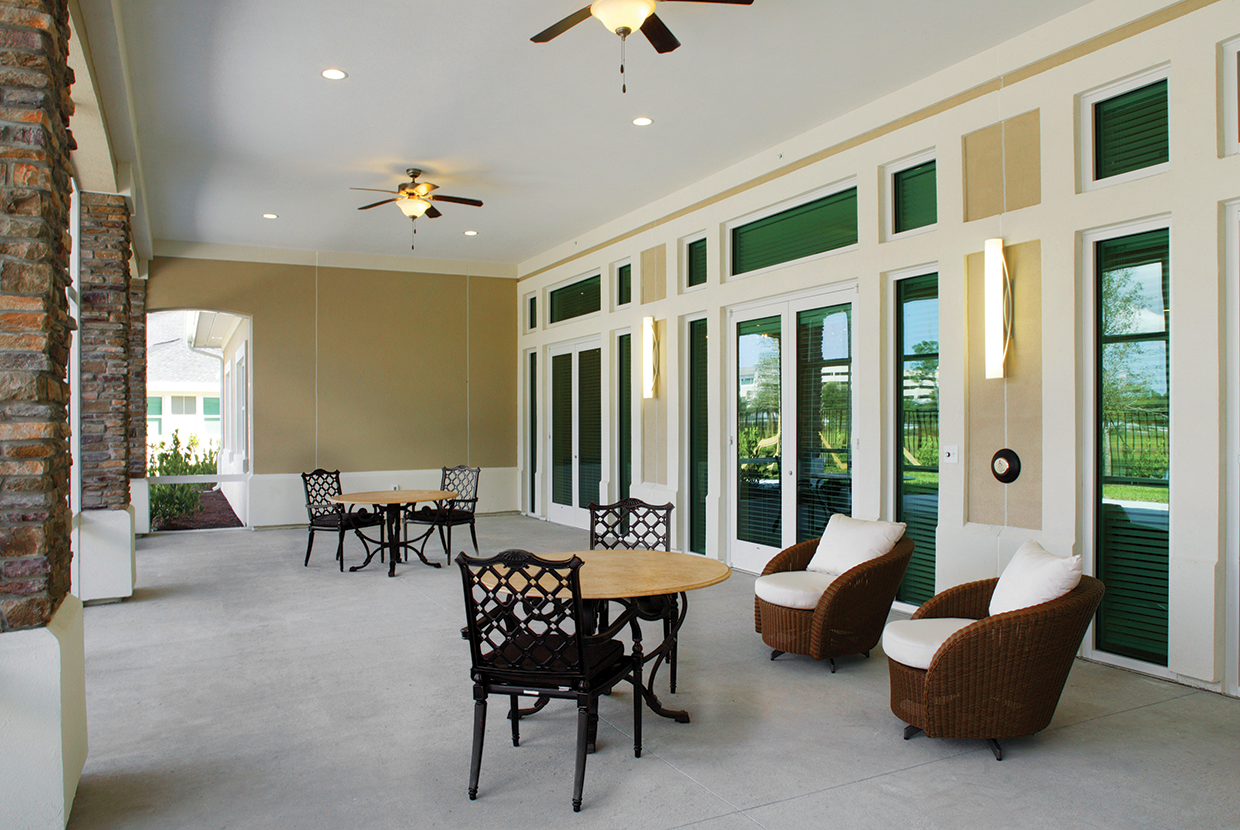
[68,517,1240,829]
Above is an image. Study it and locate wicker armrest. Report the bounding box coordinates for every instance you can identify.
[912,577,997,621]
[760,539,819,576]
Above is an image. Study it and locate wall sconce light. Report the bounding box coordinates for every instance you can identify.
[985,238,1012,379]
[642,316,659,399]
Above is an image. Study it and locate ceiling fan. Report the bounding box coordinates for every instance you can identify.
[532,1,755,56]
[352,169,483,219]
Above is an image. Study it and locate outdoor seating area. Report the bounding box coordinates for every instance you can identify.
[65,515,1240,829]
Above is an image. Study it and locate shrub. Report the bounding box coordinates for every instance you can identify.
[148,433,219,529]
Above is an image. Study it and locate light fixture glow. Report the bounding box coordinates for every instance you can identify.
[262,213,278,219]
[397,197,432,218]
[985,238,1011,379]
[321,68,347,80]
[632,116,653,126]
[464,230,478,236]
[591,0,656,35]
[642,316,658,399]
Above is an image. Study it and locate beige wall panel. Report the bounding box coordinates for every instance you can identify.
[966,250,1005,525]
[317,267,468,472]
[1004,110,1042,213]
[640,320,668,485]
[640,244,667,304]
[1003,240,1042,531]
[147,257,318,475]
[468,276,519,468]
[962,123,1004,222]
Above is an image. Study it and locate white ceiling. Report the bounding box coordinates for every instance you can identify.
[76,0,1098,268]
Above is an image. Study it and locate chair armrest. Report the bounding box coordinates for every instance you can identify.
[759,539,819,576]
[307,501,342,513]
[911,578,997,621]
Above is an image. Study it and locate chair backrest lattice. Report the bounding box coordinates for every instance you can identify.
[301,469,344,519]
[457,550,592,685]
[589,498,674,551]
[441,465,481,513]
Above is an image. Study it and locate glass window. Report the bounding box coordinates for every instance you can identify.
[732,187,858,276]
[528,296,537,330]
[617,264,631,306]
[688,319,708,553]
[171,395,196,415]
[736,316,782,547]
[796,305,852,542]
[687,239,707,287]
[893,160,937,233]
[550,275,601,323]
[617,334,632,502]
[1095,79,1169,180]
[147,396,162,416]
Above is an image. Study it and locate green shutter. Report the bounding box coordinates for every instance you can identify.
[551,354,573,506]
[617,264,631,306]
[529,352,537,513]
[203,397,220,416]
[732,187,858,276]
[550,275,601,323]
[577,348,601,509]
[895,274,939,605]
[1095,228,1170,665]
[893,160,937,233]
[796,305,852,543]
[1095,79,1169,180]
[617,335,631,501]
[147,396,162,416]
[687,238,707,287]
[688,319,708,553]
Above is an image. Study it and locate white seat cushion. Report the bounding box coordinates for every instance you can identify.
[882,617,975,670]
[806,514,907,575]
[989,540,1083,616]
[754,570,840,610]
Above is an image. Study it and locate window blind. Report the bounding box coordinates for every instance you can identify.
[796,305,852,543]
[732,187,858,276]
[689,319,708,553]
[1095,79,1169,180]
[577,348,602,509]
[617,335,631,502]
[893,160,937,233]
[551,353,573,506]
[529,352,537,512]
[617,264,631,306]
[550,275,601,323]
[687,238,707,287]
[736,316,782,548]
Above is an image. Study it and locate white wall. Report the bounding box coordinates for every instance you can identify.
[515,0,1240,691]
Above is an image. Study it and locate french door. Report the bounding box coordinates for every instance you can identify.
[729,288,856,574]
[547,338,602,528]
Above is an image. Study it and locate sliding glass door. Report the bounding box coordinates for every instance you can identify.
[730,290,855,573]
[548,338,602,528]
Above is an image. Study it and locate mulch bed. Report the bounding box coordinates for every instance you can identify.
[157,488,244,531]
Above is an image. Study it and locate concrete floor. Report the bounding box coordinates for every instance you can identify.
[68,515,1240,829]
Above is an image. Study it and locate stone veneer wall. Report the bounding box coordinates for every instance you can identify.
[0,0,75,631]
[77,191,131,509]
[128,276,145,479]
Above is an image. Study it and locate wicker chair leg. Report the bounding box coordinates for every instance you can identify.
[863,650,870,658]
[903,725,923,740]
[829,658,836,674]
[468,695,486,801]
[770,650,784,660]
[987,739,1003,761]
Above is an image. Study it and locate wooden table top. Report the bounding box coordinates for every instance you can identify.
[330,489,456,506]
[495,549,732,600]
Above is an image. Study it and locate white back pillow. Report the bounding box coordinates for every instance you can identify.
[806,514,907,576]
[988,540,1082,616]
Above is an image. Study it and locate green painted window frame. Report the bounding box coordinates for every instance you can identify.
[1094,78,1169,181]
[549,275,601,324]
[686,238,707,288]
[892,159,937,234]
[731,186,858,276]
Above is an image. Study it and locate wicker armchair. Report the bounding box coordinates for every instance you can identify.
[887,575,1105,760]
[754,534,914,672]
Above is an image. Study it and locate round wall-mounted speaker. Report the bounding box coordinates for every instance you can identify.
[991,448,1021,484]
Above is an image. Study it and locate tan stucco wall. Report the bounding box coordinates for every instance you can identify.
[146,257,516,474]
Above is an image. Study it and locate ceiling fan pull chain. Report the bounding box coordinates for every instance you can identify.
[410,219,416,251]
[620,33,626,93]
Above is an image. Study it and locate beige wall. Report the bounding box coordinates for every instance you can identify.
[147,257,516,475]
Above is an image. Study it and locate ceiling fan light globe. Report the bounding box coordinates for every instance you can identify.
[590,0,655,36]
[398,197,432,218]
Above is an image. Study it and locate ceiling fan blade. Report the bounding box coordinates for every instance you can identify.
[640,13,680,54]
[412,182,438,196]
[358,198,398,210]
[424,205,443,219]
[531,5,592,42]
[431,194,483,207]
[350,187,400,194]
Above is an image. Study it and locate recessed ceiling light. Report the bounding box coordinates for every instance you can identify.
[633,116,653,126]
[464,230,478,236]
[321,68,347,80]
[262,213,278,219]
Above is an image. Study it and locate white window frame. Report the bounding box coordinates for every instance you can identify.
[1224,198,1239,697]
[679,232,709,294]
[883,148,937,242]
[545,270,603,329]
[1078,64,1171,193]
[68,180,81,517]
[1220,36,1240,158]
[1078,214,1176,680]
[724,176,860,282]
[613,259,633,310]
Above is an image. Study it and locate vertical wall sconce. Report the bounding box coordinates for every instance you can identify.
[642,316,659,399]
[984,238,1012,379]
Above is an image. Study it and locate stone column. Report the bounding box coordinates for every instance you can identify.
[0,2,88,827]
